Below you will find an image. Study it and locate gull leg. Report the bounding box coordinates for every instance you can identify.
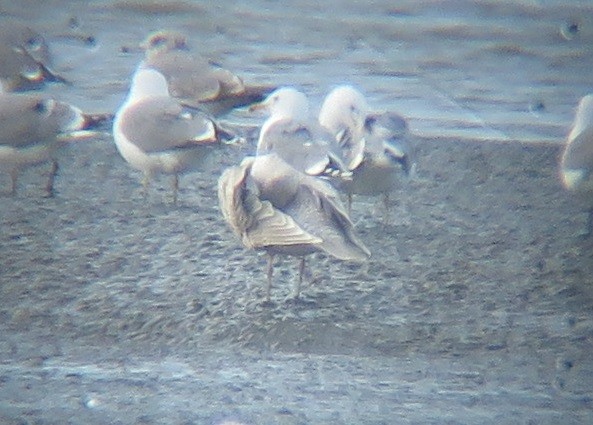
[586,209,593,238]
[172,174,179,205]
[141,173,150,198]
[44,159,59,197]
[382,193,391,226]
[294,257,306,299]
[266,253,275,301]
[347,192,353,214]
[9,168,18,196]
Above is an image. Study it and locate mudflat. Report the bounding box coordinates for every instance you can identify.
[1,0,593,423]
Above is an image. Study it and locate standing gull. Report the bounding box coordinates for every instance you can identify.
[319,85,413,220]
[139,30,273,116]
[0,91,96,196]
[113,67,229,204]
[560,94,593,236]
[219,87,368,300]
[0,19,67,91]
[218,153,370,301]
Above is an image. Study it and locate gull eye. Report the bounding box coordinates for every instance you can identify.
[175,39,188,50]
[26,36,43,51]
[32,99,54,115]
[150,35,167,48]
[68,16,80,30]
[363,116,376,132]
[32,100,47,114]
[84,35,96,46]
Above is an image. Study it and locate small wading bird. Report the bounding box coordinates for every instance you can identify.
[319,85,413,222]
[560,94,593,237]
[113,67,236,204]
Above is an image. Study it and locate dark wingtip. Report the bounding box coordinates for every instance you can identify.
[82,112,114,131]
[39,63,70,85]
[215,123,246,146]
[400,155,412,176]
[384,142,413,176]
[236,84,277,109]
[363,115,377,133]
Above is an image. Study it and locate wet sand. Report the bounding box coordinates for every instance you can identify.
[1,1,593,424]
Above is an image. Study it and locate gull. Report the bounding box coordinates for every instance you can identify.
[217,87,368,301]
[0,91,97,196]
[319,85,413,220]
[0,19,67,91]
[113,67,232,204]
[139,30,273,116]
[560,94,593,236]
[218,152,370,301]
[250,87,350,180]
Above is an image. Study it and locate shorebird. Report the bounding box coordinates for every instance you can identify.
[113,67,232,204]
[139,30,273,116]
[319,85,413,221]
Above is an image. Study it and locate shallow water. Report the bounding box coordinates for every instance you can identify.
[1,1,593,424]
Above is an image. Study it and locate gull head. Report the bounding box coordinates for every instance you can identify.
[140,30,189,53]
[251,87,310,121]
[16,96,90,140]
[570,94,593,141]
[6,21,51,64]
[128,68,170,101]
[319,85,370,133]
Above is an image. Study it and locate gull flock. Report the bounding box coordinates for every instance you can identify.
[0,22,588,300]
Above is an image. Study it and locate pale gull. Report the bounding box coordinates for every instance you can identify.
[218,152,370,301]
[0,92,96,196]
[319,85,413,220]
[139,30,273,116]
[113,67,232,204]
[251,87,350,180]
[560,94,593,236]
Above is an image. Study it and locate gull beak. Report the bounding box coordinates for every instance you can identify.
[248,100,268,113]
